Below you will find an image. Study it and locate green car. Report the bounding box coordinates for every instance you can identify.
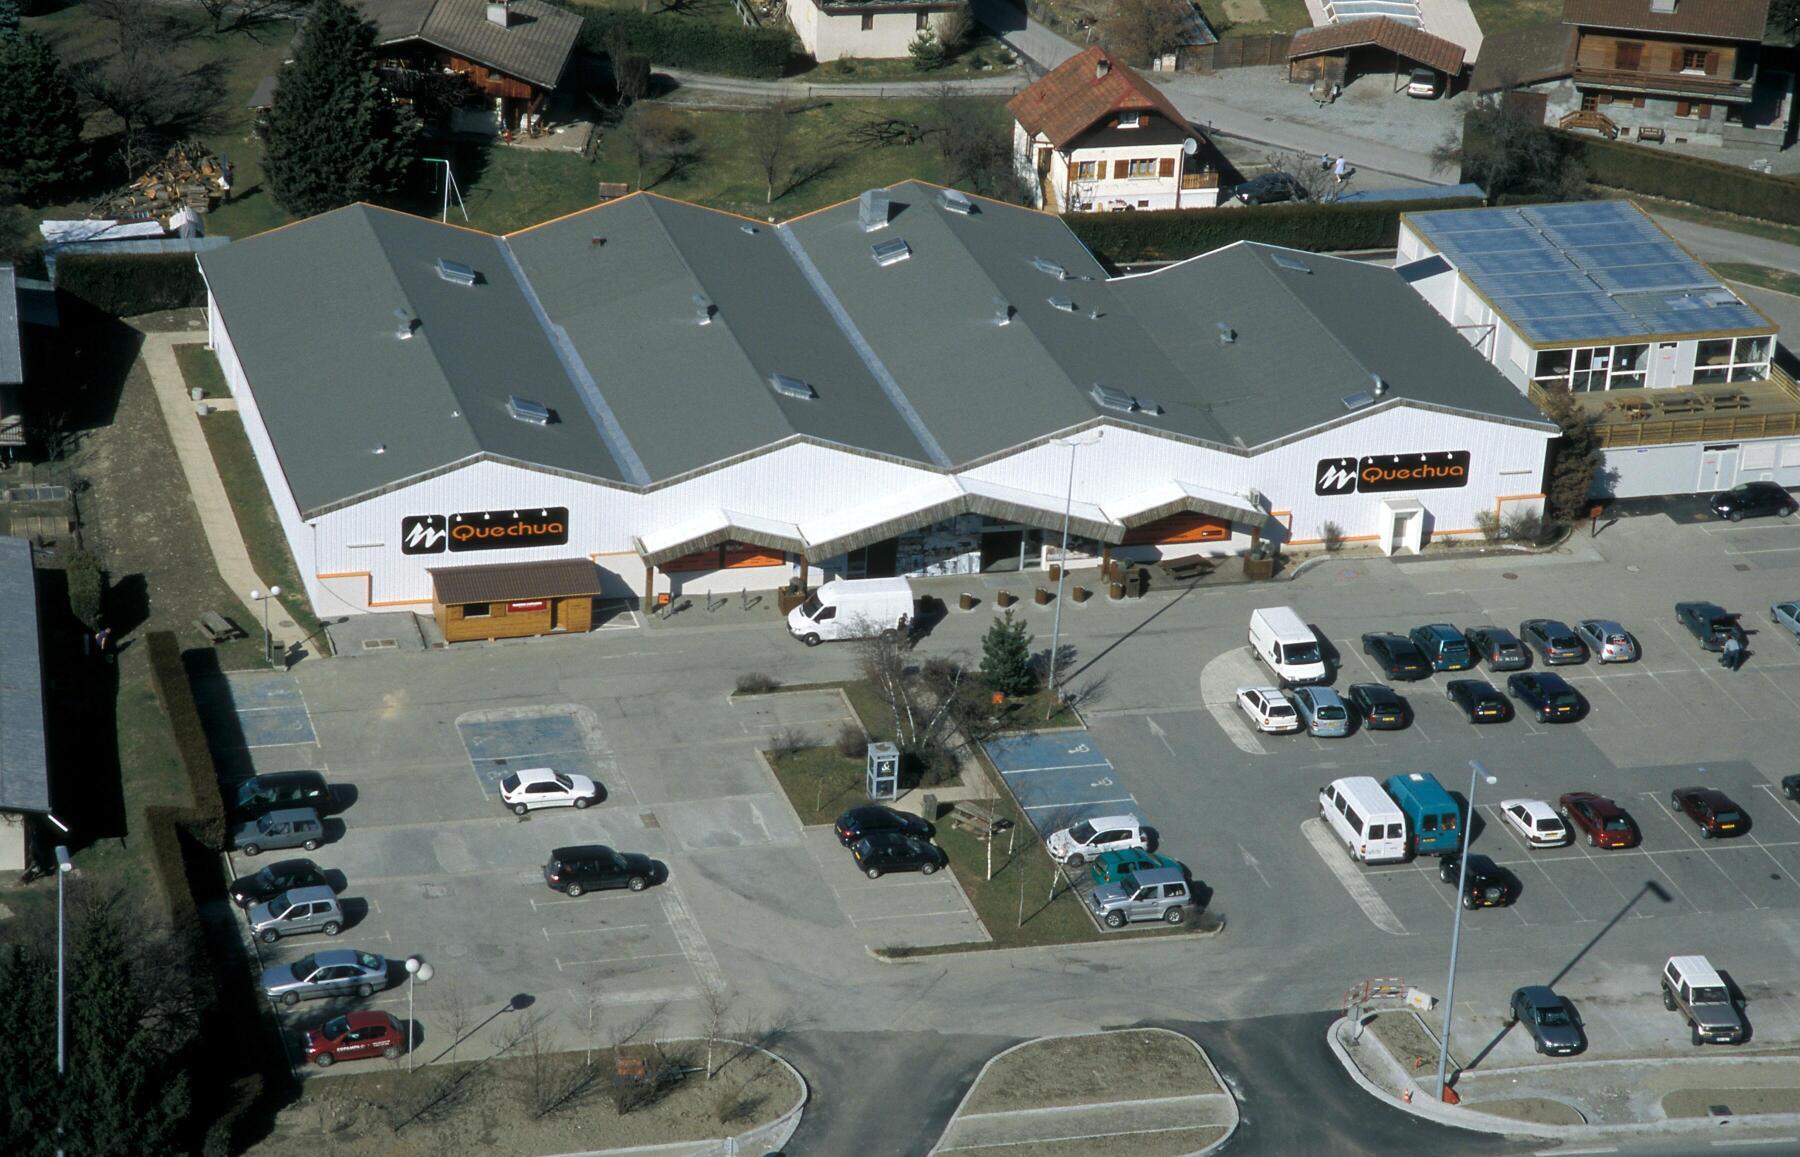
[1089,849,1179,888]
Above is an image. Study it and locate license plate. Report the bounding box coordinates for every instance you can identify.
[1719,823,1737,830]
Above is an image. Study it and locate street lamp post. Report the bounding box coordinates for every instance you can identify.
[1437,759,1498,1101]
[404,956,434,1071]
[249,586,282,666]
[55,845,71,1077]
[1046,431,1102,719]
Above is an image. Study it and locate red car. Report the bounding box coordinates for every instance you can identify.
[1671,787,1746,838]
[1558,792,1637,849]
[303,1011,405,1067]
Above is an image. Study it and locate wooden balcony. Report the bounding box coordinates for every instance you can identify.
[1531,367,1800,450]
[1181,170,1220,190]
[1572,66,1754,99]
[1558,109,1619,138]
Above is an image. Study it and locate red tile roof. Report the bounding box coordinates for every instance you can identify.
[1007,46,1195,150]
[1561,0,1769,42]
[1287,17,1467,76]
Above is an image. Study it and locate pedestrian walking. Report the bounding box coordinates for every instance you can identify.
[1320,152,1332,172]
[1333,155,1350,185]
[1721,635,1743,670]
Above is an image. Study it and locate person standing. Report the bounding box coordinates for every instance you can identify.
[1721,634,1743,671]
[1334,155,1350,185]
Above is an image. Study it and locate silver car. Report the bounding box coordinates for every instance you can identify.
[246,885,343,944]
[1575,619,1637,663]
[261,948,388,1006]
[1089,867,1192,928]
[1290,686,1351,737]
[1772,602,1800,642]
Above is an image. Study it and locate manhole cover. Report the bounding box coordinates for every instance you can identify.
[640,811,660,829]
[1710,1104,1732,1116]
[1501,572,1518,580]
[1734,563,1752,572]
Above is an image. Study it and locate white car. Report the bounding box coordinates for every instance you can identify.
[1501,798,1569,848]
[1236,686,1300,733]
[499,767,601,815]
[1772,601,1800,642]
[1045,815,1148,866]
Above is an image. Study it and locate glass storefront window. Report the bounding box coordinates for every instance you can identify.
[1697,339,1734,367]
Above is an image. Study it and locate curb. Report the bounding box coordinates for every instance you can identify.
[861,916,1224,964]
[926,1028,1241,1156]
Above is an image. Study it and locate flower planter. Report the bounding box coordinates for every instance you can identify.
[1072,586,1091,604]
[1242,555,1276,580]
[958,592,976,611]
[1034,587,1052,605]
[1047,563,1062,582]
[1109,582,1125,600]
[996,590,1015,608]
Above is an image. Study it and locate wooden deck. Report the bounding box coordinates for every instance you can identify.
[1532,366,1800,450]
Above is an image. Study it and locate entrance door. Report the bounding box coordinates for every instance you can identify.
[549,598,561,632]
[863,538,899,578]
[1698,446,1740,492]
[981,530,1025,571]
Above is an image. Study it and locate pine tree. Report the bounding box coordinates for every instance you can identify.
[1537,384,1599,527]
[0,32,87,203]
[265,0,420,218]
[980,609,1035,696]
[0,0,20,38]
[0,944,59,1157]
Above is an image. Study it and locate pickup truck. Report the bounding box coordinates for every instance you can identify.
[1675,602,1747,652]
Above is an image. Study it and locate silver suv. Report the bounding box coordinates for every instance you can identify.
[231,807,323,856]
[1089,867,1192,928]
[1662,955,1745,1045]
[247,885,343,943]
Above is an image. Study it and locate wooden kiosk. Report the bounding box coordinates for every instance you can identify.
[428,558,602,643]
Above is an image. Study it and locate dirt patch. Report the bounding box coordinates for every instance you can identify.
[1222,0,1268,22]
[1367,1011,1461,1078]
[1665,1087,1800,1118]
[256,1042,801,1156]
[958,1125,1229,1157]
[960,1030,1218,1116]
[1464,1097,1586,1126]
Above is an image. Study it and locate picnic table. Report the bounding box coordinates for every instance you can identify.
[950,800,1009,838]
[1157,557,1210,584]
[1706,391,1752,411]
[195,611,245,644]
[1654,393,1706,416]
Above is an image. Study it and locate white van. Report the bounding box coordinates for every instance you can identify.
[1248,606,1326,685]
[1319,776,1408,864]
[787,578,915,646]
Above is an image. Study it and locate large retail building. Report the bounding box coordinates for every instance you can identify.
[198,181,1557,621]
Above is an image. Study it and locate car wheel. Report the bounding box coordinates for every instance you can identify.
[920,861,939,876]
[314,1052,335,1067]
[1692,1024,1705,1046]
[303,839,319,851]
[1164,907,1185,925]
[1461,893,1476,910]
[512,803,529,816]
[322,921,341,937]
[627,876,647,892]
[1730,511,1744,522]
[1670,794,1682,811]
[1782,506,1795,518]
[1588,831,1597,847]
[573,796,590,809]
[242,843,262,857]
[801,633,821,647]
[1064,853,1086,867]
[1104,911,1126,928]
[1663,987,1678,1011]
[565,883,585,898]
[356,983,374,998]
[865,866,883,879]
[259,929,279,944]
[283,992,299,1007]
[1701,827,1714,839]
[382,1046,400,1060]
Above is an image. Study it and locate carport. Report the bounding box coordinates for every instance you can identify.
[1287,17,1466,92]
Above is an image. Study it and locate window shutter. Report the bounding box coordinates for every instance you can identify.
[1675,100,1692,117]
[1158,157,1174,177]
[1698,102,1712,119]
[1113,159,1127,179]
[1704,51,1718,74]
[1670,46,1683,70]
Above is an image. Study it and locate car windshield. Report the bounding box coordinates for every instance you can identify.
[1537,1005,1571,1026]
[1069,821,1096,843]
[552,772,573,789]
[609,852,629,870]
[500,773,520,793]
[1282,642,1321,664]
[270,890,293,911]
[252,866,275,887]
[235,781,265,806]
[323,1015,349,1038]
[1692,985,1729,1004]
[800,593,822,617]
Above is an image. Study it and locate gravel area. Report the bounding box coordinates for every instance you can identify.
[1665,1087,1800,1119]
[959,1030,1219,1116]
[1461,1097,1587,1125]
[1156,65,1470,159]
[948,1125,1230,1156]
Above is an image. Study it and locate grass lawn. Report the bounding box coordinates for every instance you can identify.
[195,409,329,653]
[1467,0,1563,35]
[799,34,1020,81]
[175,342,231,397]
[1714,264,1800,298]
[959,1030,1218,1115]
[1620,193,1800,251]
[572,0,753,29]
[765,747,868,825]
[1204,0,1311,38]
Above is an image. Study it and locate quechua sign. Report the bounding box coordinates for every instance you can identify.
[1315,452,1470,496]
[401,508,569,554]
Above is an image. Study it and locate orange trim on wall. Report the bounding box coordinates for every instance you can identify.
[1494,492,1546,522]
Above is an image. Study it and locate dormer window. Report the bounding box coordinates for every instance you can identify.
[1118,112,1143,129]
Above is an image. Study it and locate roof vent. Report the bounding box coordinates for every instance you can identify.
[938,188,975,215]
[693,294,716,326]
[769,373,817,401]
[1217,322,1236,344]
[859,189,892,232]
[436,257,477,286]
[1095,54,1111,79]
[1270,251,1312,274]
[372,443,387,454]
[1649,0,1676,12]
[507,395,552,425]
[993,297,1013,326]
[1032,257,1070,280]
[1048,296,1077,312]
[1370,374,1389,396]
[1703,289,1737,306]
[740,224,759,235]
[1341,391,1375,412]
[1090,383,1159,416]
[871,237,912,266]
[393,307,418,340]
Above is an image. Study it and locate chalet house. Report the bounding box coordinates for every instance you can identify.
[1009,47,1223,213]
[356,0,582,137]
[789,0,969,62]
[1472,0,1791,145]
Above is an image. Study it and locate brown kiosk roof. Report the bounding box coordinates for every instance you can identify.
[429,558,602,604]
[1287,17,1466,76]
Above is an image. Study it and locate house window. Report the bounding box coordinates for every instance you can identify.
[861,13,874,30]
[462,602,492,618]
[916,11,929,29]
[1535,343,1652,392]
[1694,337,1773,384]
[1119,112,1143,128]
[1127,157,1155,176]
[1580,92,1600,111]
[1681,48,1706,72]
[1074,160,1097,179]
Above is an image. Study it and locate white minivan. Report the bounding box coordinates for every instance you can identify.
[787,577,915,646]
[1248,606,1327,685]
[1319,776,1408,863]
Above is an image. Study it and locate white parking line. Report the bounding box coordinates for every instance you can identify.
[555,951,686,971]
[661,885,726,993]
[1713,1139,1800,1148]
[1021,797,1137,812]
[847,908,971,925]
[1300,818,1407,935]
[1755,784,1800,831]
[1637,792,1764,910]
[542,923,651,939]
[997,761,1114,775]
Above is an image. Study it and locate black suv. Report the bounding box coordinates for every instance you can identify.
[230,771,334,819]
[1676,602,1747,652]
[1439,853,1514,909]
[229,858,329,909]
[1360,633,1431,681]
[543,845,658,897]
[1233,172,1307,205]
[1710,480,1796,521]
[1464,625,1529,671]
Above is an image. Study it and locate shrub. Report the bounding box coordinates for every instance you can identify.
[767,725,810,759]
[734,671,778,694]
[1065,197,1485,264]
[1560,133,1800,226]
[980,609,1034,696]
[909,29,947,70]
[558,3,791,80]
[834,721,865,758]
[64,549,104,631]
[144,631,225,850]
[55,251,207,317]
[1319,521,1344,552]
[1501,507,1545,545]
[1473,510,1501,543]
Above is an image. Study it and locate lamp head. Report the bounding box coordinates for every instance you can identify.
[54,846,71,872]
[405,956,422,974]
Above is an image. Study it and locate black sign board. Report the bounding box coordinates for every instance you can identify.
[401,508,569,554]
[1315,452,1470,496]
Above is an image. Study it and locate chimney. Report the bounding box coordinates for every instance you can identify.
[1095,54,1111,79]
[1649,0,1676,11]
[486,0,511,27]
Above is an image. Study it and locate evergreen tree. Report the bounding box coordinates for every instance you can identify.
[0,944,58,1157]
[980,609,1035,696]
[1536,383,1600,528]
[61,901,189,1156]
[265,0,419,217]
[0,0,20,38]
[0,32,87,202]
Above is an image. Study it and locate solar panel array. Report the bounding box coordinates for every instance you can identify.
[1407,201,1768,344]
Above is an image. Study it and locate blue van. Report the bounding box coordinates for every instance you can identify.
[1384,772,1462,856]
[1409,623,1474,671]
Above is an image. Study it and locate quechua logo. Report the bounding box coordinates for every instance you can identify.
[400,515,448,554]
[400,509,569,553]
[1315,452,1470,495]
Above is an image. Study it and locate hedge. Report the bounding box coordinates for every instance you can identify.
[1555,131,1800,226]
[144,630,226,851]
[55,251,207,317]
[1063,197,1486,264]
[554,2,792,79]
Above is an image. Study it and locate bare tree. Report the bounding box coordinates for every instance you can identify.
[189,0,303,34]
[1434,95,1588,199]
[619,103,695,190]
[613,54,651,107]
[1094,0,1192,67]
[76,0,225,180]
[438,979,473,1065]
[855,636,974,785]
[699,981,734,1079]
[930,87,1028,202]
[747,101,793,204]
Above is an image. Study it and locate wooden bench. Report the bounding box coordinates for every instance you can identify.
[1636,125,1665,144]
[1158,557,1210,584]
[949,800,1002,838]
[195,611,246,644]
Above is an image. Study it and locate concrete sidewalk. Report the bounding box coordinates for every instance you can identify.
[933,1093,1238,1150]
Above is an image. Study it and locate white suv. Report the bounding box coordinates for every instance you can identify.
[1046,815,1148,866]
[1662,955,1746,1045]
[1236,686,1300,733]
[499,768,602,815]
[1500,798,1569,848]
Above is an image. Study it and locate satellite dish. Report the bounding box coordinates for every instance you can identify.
[1183,137,1198,156]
